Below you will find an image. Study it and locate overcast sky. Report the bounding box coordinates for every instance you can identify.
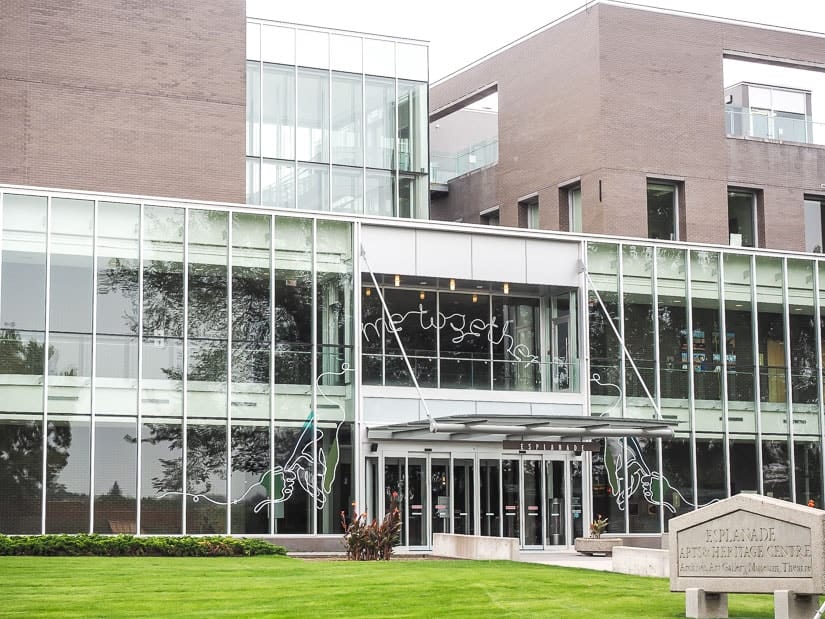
[247,0,825,82]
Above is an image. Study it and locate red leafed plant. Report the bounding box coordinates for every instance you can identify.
[341,493,402,560]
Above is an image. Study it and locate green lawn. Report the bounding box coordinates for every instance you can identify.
[0,556,789,618]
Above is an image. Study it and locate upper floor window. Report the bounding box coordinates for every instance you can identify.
[726,83,811,144]
[518,195,539,230]
[647,182,678,241]
[568,185,582,233]
[728,189,757,248]
[803,196,825,253]
[480,207,500,226]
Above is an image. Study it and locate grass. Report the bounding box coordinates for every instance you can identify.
[0,556,793,618]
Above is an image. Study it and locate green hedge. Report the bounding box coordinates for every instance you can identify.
[0,534,286,557]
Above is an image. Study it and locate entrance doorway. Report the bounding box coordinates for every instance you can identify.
[370,450,585,550]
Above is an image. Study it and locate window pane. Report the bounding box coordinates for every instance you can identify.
[330,34,362,74]
[297,69,329,163]
[296,29,328,69]
[0,418,42,533]
[1,194,47,415]
[365,76,395,169]
[331,72,363,166]
[262,64,295,160]
[331,166,363,214]
[363,39,394,77]
[398,80,428,173]
[230,424,270,534]
[140,421,182,534]
[396,43,427,82]
[46,419,90,533]
[440,292,491,389]
[246,22,260,61]
[93,420,137,533]
[246,61,260,157]
[186,423,227,534]
[246,157,260,206]
[262,159,295,209]
[365,170,393,217]
[647,183,676,240]
[493,296,539,391]
[728,191,755,247]
[723,254,756,432]
[622,245,655,418]
[297,163,329,212]
[261,25,294,65]
[803,199,824,253]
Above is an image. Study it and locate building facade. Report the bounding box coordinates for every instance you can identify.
[0,1,824,551]
[429,1,825,254]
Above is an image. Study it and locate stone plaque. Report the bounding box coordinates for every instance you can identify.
[677,510,812,578]
[669,494,825,595]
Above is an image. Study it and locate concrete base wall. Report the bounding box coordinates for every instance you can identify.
[432,533,519,561]
[612,546,670,578]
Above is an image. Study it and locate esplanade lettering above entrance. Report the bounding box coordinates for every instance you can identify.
[502,440,600,452]
[669,493,825,595]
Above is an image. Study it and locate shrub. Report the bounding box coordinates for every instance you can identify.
[341,494,401,560]
[0,534,286,557]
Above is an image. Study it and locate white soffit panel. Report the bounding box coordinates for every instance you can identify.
[472,235,526,282]
[360,225,416,275]
[416,230,472,278]
[525,239,580,286]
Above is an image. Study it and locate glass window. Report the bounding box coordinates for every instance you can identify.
[296,29,328,69]
[803,197,825,253]
[46,418,91,533]
[331,166,363,214]
[518,196,539,230]
[492,296,539,391]
[331,72,363,166]
[246,157,260,206]
[365,76,395,170]
[297,163,329,212]
[795,440,822,508]
[661,437,693,526]
[382,288,437,388]
[1,195,47,416]
[399,175,427,220]
[361,286,383,385]
[186,422,227,534]
[96,202,140,416]
[187,210,228,420]
[93,419,137,533]
[365,170,393,217]
[728,190,756,247]
[647,182,677,240]
[622,245,656,418]
[396,43,428,82]
[787,260,818,416]
[330,34,362,74]
[261,24,294,65]
[231,213,271,422]
[262,159,295,209]
[246,22,260,61]
[297,68,329,163]
[696,437,726,505]
[230,423,270,534]
[569,186,582,233]
[49,199,94,415]
[363,39,395,78]
[0,418,43,533]
[587,243,621,415]
[656,248,689,405]
[246,61,260,157]
[723,254,756,431]
[729,438,758,494]
[274,217,312,385]
[142,206,184,418]
[398,80,428,174]
[762,439,791,501]
[262,64,295,160]
[439,292,491,389]
[690,251,722,424]
[140,421,182,534]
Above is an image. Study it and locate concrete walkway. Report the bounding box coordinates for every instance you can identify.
[518,550,613,571]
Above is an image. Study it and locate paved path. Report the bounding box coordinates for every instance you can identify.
[518,550,613,571]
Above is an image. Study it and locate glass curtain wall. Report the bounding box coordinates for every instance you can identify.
[588,240,825,533]
[361,284,560,392]
[246,26,429,219]
[0,191,355,535]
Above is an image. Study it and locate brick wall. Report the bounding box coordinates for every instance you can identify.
[0,0,246,203]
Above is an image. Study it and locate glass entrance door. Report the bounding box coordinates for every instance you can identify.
[407,457,427,547]
[523,459,543,547]
[431,457,450,537]
[502,459,520,539]
[545,459,565,546]
[453,458,474,535]
[479,459,500,537]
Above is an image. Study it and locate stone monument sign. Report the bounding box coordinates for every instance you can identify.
[669,494,824,619]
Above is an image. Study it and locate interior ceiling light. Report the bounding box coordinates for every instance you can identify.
[365,288,371,296]
[472,294,478,303]
[394,274,400,287]
[449,278,456,291]
[419,291,426,300]
[503,282,510,295]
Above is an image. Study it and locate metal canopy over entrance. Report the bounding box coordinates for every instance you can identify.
[367,414,676,442]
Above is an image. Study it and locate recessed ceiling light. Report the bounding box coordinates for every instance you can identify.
[419,281,428,285]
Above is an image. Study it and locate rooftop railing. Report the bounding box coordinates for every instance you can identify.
[430,138,498,184]
[725,106,825,146]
